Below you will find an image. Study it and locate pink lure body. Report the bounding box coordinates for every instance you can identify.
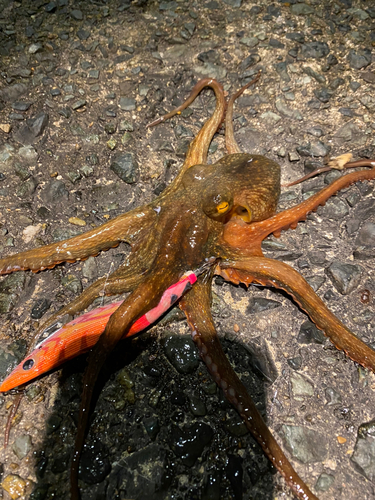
[0,272,197,392]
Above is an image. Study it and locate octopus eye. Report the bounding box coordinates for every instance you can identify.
[217,201,230,214]
[202,192,233,221]
[23,359,34,370]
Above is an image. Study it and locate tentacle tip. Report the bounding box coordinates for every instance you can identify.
[146,117,163,128]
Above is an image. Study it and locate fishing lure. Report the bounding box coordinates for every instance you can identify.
[0,270,199,392]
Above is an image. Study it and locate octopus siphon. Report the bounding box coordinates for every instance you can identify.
[1,74,375,500]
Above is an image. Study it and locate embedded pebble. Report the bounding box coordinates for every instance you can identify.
[12,434,32,460]
[110,153,139,184]
[61,274,82,294]
[356,222,375,247]
[352,422,375,481]
[290,372,314,397]
[1,474,27,499]
[0,348,18,378]
[246,297,281,314]
[320,198,349,220]
[41,180,69,205]
[189,394,207,416]
[347,48,372,69]
[282,425,328,463]
[82,256,98,280]
[297,320,326,344]
[31,298,51,319]
[287,356,302,370]
[22,224,42,243]
[326,262,363,295]
[301,41,330,59]
[14,113,49,146]
[325,387,342,406]
[143,416,160,441]
[315,473,335,492]
[69,217,86,227]
[163,335,200,374]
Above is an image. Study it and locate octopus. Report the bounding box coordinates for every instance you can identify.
[1,74,375,500]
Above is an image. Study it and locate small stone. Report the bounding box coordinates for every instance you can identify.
[80,165,93,177]
[326,262,363,295]
[320,198,349,220]
[104,122,116,134]
[348,49,372,70]
[82,256,98,280]
[287,356,302,370]
[71,9,83,20]
[31,298,51,319]
[22,224,42,244]
[269,38,284,49]
[356,222,375,247]
[12,434,32,460]
[315,473,335,492]
[69,217,86,227]
[275,97,302,120]
[301,42,330,59]
[260,111,281,124]
[72,99,86,110]
[88,70,99,79]
[0,124,11,133]
[61,275,82,294]
[239,36,259,48]
[110,153,138,183]
[119,97,136,111]
[106,138,117,150]
[169,422,214,466]
[246,297,281,314]
[14,113,49,146]
[143,416,160,441]
[41,180,69,205]
[28,43,43,54]
[163,335,199,374]
[325,387,342,405]
[1,474,27,499]
[337,436,347,444]
[298,320,326,344]
[12,102,32,111]
[290,372,314,397]
[291,3,314,15]
[282,425,328,463]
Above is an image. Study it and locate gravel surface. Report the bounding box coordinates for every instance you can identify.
[0,0,375,499]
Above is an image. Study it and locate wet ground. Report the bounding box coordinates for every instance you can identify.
[0,0,375,499]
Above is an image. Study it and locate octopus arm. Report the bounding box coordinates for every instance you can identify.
[219,257,375,372]
[0,206,156,275]
[179,277,318,500]
[222,165,375,255]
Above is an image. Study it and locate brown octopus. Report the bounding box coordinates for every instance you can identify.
[1,74,375,500]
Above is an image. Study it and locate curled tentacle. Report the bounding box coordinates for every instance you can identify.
[221,165,375,255]
[180,277,318,500]
[0,208,156,275]
[283,154,375,187]
[225,72,261,154]
[218,257,375,372]
[147,78,226,193]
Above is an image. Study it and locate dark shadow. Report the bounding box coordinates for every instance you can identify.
[30,325,276,500]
